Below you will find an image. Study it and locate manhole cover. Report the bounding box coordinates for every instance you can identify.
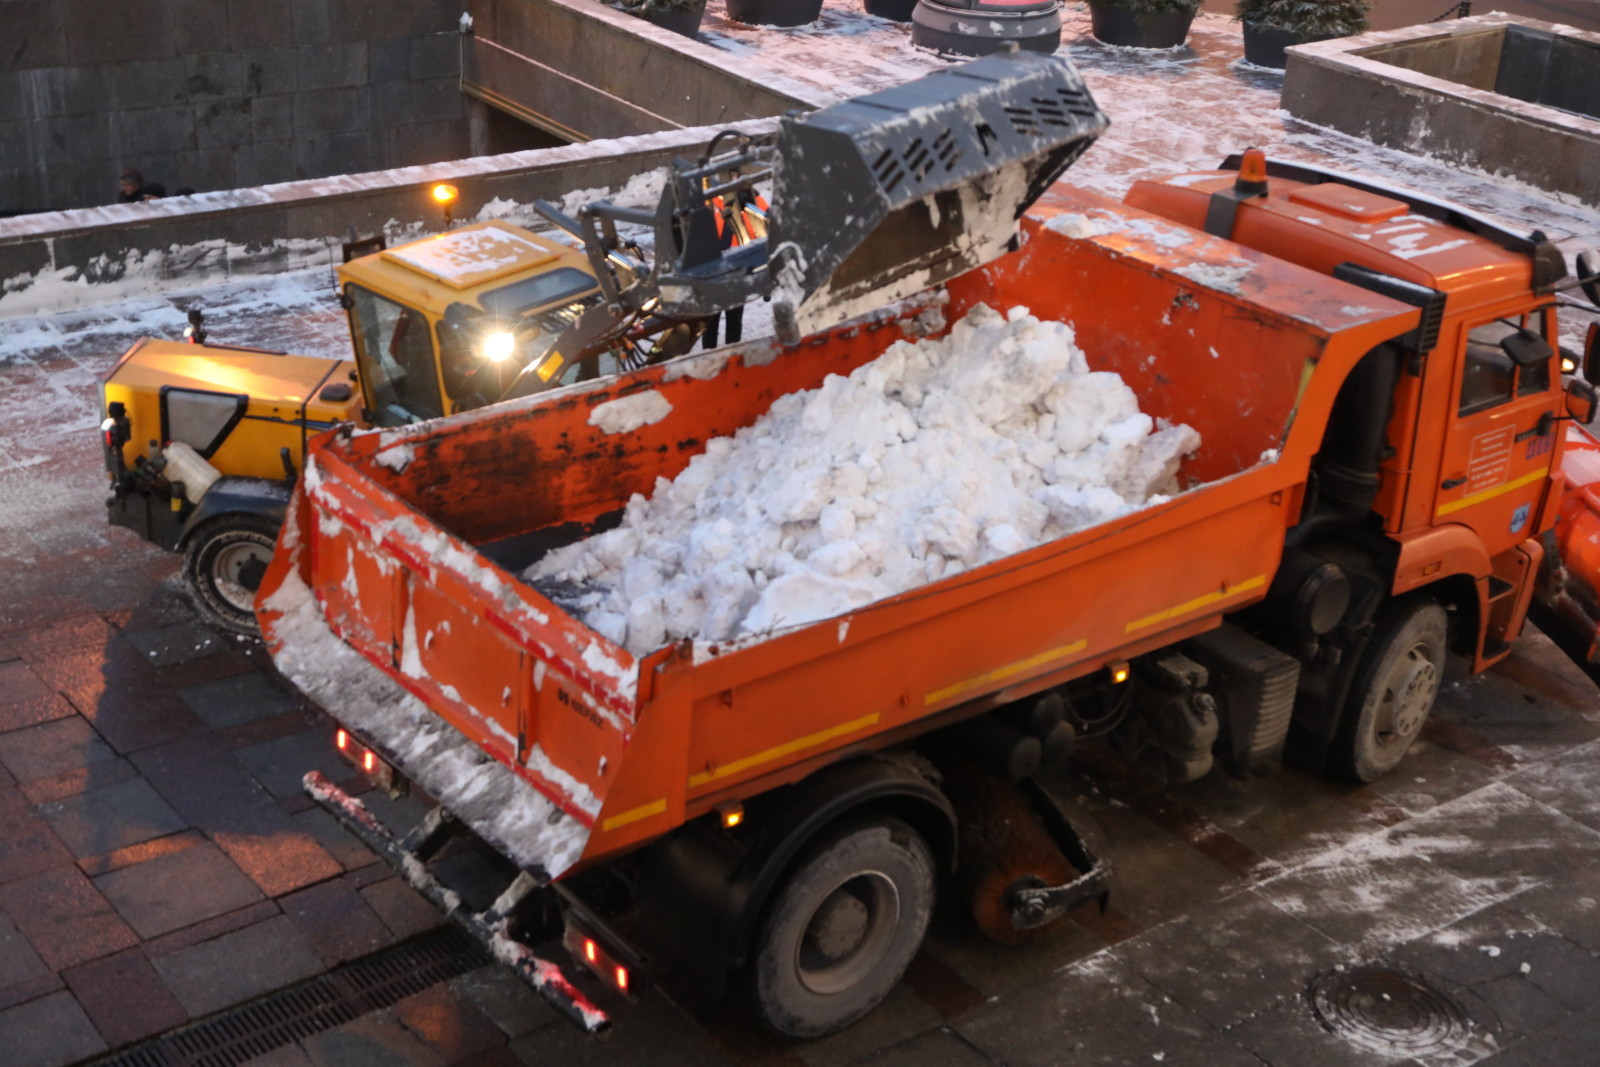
[1309,967,1477,1057]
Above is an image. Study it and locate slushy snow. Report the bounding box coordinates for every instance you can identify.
[527,305,1200,656]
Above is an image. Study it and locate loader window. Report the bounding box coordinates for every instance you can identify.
[346,286,444,426]
[1459,312,1552,416]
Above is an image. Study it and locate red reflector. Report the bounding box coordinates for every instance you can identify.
[103,431,114,448]
[585,939,597,963]
[336,730,348,750]
[614,966,629,992]
[363,751,375,772]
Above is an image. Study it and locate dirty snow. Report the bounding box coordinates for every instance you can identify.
[529,304,1199,655]
[589,390,673,435]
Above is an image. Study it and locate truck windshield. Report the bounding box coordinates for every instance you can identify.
[478,267,595,317]
[346,286,445,426]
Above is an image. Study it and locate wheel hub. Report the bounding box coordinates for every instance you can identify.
[213,541,272,611]
[1379,645,1439,744]
[795,871,900,996]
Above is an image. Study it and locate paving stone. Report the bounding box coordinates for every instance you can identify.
[955,954,1259,1067]
[359,876,448,940]
[447,966,559,1039]
[0,715,117,783]
[10,614,115,661]
[861,1025,995,1067]
[0,972,65,1014]
[237,726,354,798]
[0,989,108,1067]
[209,801,344,897]
[1224,992,1425,1067]
[796,983,941,1067]
[20,755,140,806]
[242,1043,317,1066]
[0,786,74,885]
[152,914,323,1017]
[133,732,276,824]
[508,991,741,1067]
[0,864,139,971]
[1479,1004,1600,1066]
[63,946,189,1047]
[143,898,282,959]
[179,670,297,730]
[0,911,50,990]
[37,775,189,859]
[303,1009,447,1067]
[393,984,506,1061]
[0,659,76,733]
[94,840,265,938]
[293,805,381,871]
[279,876,392,966]
[1109,887,1349,1029]
[51,637,206,754]
[123,619,226,667]
[921,901,1106,1003]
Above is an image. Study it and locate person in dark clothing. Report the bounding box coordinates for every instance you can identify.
[118,168,167,202]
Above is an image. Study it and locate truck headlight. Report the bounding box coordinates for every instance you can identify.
[483,331,517,362]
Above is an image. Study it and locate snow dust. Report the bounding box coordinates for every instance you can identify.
[528,304,1200,655]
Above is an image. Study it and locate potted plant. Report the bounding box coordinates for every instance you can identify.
[616,0,708,38]
[726,0,826,26]
[1088,0,1202,49]
[1236,0,1370,68]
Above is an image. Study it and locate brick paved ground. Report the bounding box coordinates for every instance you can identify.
[2,8,1599,1067]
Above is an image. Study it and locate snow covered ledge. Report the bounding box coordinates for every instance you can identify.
[0,121,774,320]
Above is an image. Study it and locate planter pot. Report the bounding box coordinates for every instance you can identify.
[726,0,824,26]
[631,3,707,37]
[1240,22,1340,69]
[1088,3,1194,48]
[865,0,918,21]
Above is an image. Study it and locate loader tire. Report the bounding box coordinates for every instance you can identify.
[1331,598,1448,784]
[183,514,279,637]
[752,816,934,1038]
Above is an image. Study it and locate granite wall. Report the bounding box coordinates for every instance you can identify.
[0,0,541,214]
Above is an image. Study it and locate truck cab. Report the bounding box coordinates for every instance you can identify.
[99,219,614,633]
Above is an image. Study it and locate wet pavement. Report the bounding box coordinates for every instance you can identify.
[2,9,1600,1067]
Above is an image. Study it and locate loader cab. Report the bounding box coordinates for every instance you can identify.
[337,220,606,428]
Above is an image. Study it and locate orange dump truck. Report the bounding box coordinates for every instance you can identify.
[257,156,1600,1037]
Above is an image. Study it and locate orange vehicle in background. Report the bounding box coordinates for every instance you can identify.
[257,66,1600,1040]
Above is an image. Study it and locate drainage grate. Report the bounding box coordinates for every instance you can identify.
[89,926,492,1067]
[1309,966,1482,1058]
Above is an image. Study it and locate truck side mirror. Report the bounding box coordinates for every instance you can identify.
[1586,321,1600,384]
[1577,249,1600,308]
[1568,377,1598,426]
[1501,328,1552,367]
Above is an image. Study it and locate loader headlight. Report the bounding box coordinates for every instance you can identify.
[482,331,517,362]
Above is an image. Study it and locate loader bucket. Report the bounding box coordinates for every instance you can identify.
[767,47,1107,343]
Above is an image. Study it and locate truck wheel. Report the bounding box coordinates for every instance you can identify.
[182,515,279,636]
[1332,599,1448,783]
[752,817,935,1038]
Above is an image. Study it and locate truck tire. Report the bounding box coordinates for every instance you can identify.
[1332,598,1448,783]
[752,816,935,1038]
[182,514,279,636]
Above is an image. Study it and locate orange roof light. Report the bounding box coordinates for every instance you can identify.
[431,183,459,205]
[1238,148,1268,185]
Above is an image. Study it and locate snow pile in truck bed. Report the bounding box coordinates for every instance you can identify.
[526,305,1200,656]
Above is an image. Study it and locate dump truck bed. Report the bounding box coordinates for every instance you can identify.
[258,184,1420,882]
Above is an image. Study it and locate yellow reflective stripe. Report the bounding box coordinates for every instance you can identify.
[1125,574,1268,633]
[687,713,881,789]
[601,798,666,832]
[924,640,1088,707]
[1435,465,1551,516]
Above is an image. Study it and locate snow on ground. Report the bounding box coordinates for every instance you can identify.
[528,304,1199,655]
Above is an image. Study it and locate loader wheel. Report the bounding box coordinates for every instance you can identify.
[752,817,934,1038]
[1332,599,1449,784]
[183,515,279,637]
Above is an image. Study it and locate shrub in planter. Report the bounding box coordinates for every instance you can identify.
[616,0,708,38]
[1089,0,1203,49]
[1236,0,1370,68]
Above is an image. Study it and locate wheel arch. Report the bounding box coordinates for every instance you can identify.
[177,477,291,549]
[729,755,955,969]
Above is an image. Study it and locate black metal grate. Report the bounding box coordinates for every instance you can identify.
[1005,88,1102,137]
[87,926,492,1067]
